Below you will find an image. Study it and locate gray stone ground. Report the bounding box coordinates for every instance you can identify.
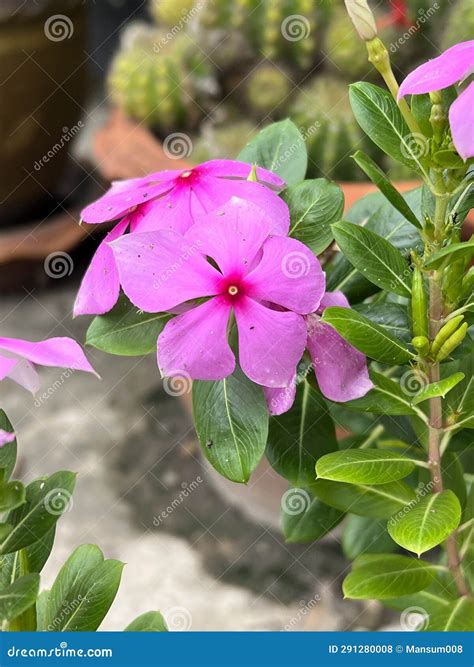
[0,282,392,631]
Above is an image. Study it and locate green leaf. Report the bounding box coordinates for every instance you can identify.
[344,370,424,418]
[284,179,344,255]
[411,372,465,405]
[316,449,416,485]
[351,150,421,229]
[0,527,56,590]
[45,544,124,631]
[0,573,40,622]
[388,490,462,556]
[354,303,411,342]
[125,611,168,632]
[426,598,474,631]
[1,471,76,554]
[281,488,343,543]
[0,471,25,512]
[238,119,307,185]
[0,411,17,480]
[311,479,416,519]
[385,582,456,616]
[424,239,474,270]
[411,94,433,137]
[193,367,268,483]
[342,515,396,559]
[446,354,474,430]
[86,295,170,356]
[343,554,438,599]
[332,221,412,297]
[349,82,427,174]
[321,307,415,365]
[267,381,337,487]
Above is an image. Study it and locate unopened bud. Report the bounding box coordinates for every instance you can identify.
[247,164,258,182]
[344,0,378,41]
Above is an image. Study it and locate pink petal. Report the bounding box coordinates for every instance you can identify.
[186,197,271,276]
[132,188,194,235]
[0,354,18,382]
[318,290,350,312]
[199,159,285,189]
[190,179,290,236]
[235,296,307,387]
[449,82,474,161]
[0,430,15,447]
[81,181,173,224]
[264,379,297,416]
[73,218,129,317]
[398,41,474,98]
[157,298,234,380]
[111,230,221,312]
[0,337,98,377]
[246,237,326,314]
[6,358,41,394]
[306,317,373,402]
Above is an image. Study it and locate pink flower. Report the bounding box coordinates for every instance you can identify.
[398,41,474,161]
[111,198,325,388]
[264,291,373,415]
[0,430,15,447]
[75,160,289,317]
[0,336,98,394]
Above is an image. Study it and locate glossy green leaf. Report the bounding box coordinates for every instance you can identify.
[0,411,17,480]
[342,515,396,559]
[426,598,474,631]
[351,150,421,229]
[284,178,344,254]
[424,239,474,270]
[343,554,438,599]
[238,119,307,185]
[0,527,56,590]
[322,307,415,365]
[45,544,124,631]
[0,471,25,512]
[332,221,412,297]
[193,367,268,483]
[411,373,465,405]
[349,82,427,174]
[1,471,76,554]
[344,370,424,418]
[354,302,411,342]
[388,490,462,556]
[316,449,416,485]
[267,381,337,487]
[86,295,170,356]
[0,573,40,622]
[125,611,168,632]
[281,489,343,543]
[311,479,416,519]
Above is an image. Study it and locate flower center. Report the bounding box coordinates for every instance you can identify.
[180,170,193,178]
[227,285,239,296]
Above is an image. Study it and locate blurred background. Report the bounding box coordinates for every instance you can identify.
[0,0,469,630]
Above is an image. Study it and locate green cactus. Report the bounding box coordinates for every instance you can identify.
[108,25,214,133]
[442,0,474,49]
[290,77,373,181]
[245,64,291,118]
[149,0,197,28]
[192,119,258,163]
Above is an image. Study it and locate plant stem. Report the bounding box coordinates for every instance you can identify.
[427,196,470,598]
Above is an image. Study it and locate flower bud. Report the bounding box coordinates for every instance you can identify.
[411,266,428,339]
[412,336,430,357]
[431,315,465,358]
[435,322,468,361]
[344,0,378,41]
